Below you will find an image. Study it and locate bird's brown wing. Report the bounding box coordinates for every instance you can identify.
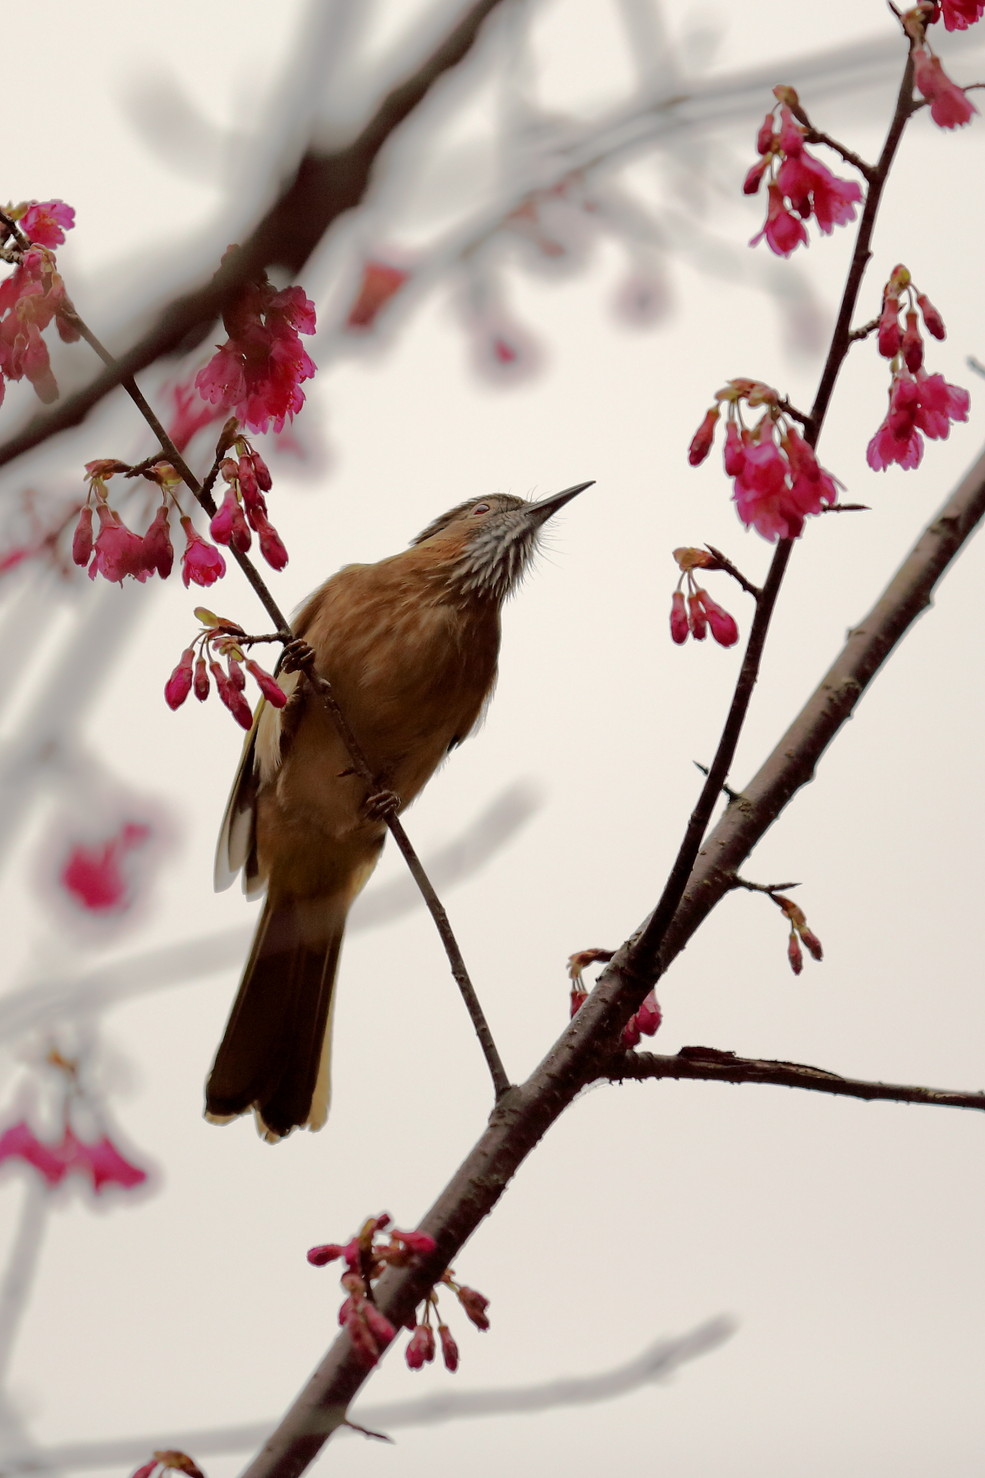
[213,669,303,897]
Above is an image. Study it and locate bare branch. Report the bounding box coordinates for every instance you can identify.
[608,1046,985,1112]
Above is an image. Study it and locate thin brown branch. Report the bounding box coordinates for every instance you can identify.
[0,0,510,473]
[608,1046,985,1112]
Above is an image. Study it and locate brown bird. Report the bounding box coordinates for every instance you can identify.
[206,482,591,1141]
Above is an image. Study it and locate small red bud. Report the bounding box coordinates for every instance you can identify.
[438,1324,460,1372]
[72,506,94,567]
[787,931,804,975]
[164,647,195,710]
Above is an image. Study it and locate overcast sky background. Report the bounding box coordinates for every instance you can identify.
[2,1,985,1475]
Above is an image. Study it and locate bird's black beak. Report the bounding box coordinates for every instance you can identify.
[525,481,594,527]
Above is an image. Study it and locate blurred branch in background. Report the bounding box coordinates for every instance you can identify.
[0,1318,734,1475]
[0,784,540,1037]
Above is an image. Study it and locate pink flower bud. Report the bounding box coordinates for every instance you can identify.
[901,311,923,374]
[405,1324,436,1369]
[457,1286,490,1332]
[227,656,246,691]
[877,296,901,359]
[252,511,288,571]
[164,647,195,709]
[635,991,663,1037]
[743,157,770,196]
[800,927,823,961]
[699,591,739,648]
[620,1016,642,1049]
[755,112,776,155]
[917,292,946,340]
[193,657,210,701]
[142,504,174,579]
[438,1324,460,1372]
[210,660,253,730]
[687,591,707,640]
[787,931,803,975]
[687,406,719,466]
[362,1302,396,1348]
[392,1228,437,1256]
[670,591,689,645]
[307,1243,344,1266]
[569,987,588,1018]
[72,506,94,567]
[723,422,747,477]
[345,1305,383,1367]
[245,658,288,708]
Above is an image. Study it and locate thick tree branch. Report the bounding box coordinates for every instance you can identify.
[608,1046,985,1112]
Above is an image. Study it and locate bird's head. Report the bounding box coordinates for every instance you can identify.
[411,482,593,603]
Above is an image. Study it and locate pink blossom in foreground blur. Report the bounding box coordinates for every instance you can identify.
[912,48,978,128]
[19,200,76,248]
[195,269,317,435]
[939,0,985,28]
[60,820,152,914]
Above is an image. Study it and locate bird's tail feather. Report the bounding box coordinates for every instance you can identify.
[204,892,346,1141]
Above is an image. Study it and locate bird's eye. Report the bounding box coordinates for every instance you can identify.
[471,502,490,516]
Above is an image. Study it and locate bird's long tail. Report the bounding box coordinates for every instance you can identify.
[204,892,347,1141]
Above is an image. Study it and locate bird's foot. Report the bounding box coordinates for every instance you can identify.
[364,787,400,822]
[281,637,316,675]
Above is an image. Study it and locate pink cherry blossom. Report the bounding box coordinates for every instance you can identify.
[62,1129,148,1192]
[195,275,317,435]
[939,0,985,30]
[179,516,226,587]
[142,504,174,578]
[405,1324,436,1369]
[20,200,76,248]
[88,504,151,583]
[914,370,970,438]
[913,48,978,129]
[750,183,809,257]
[210,485,252,553]
[60,821,152,913]
[0,1119,67,1185]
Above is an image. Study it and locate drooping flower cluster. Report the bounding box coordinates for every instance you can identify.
[209,442,287,570]
[913,46,978,127]
[0,1050,149,1195]
[71,459,190,585]
[0,1118,148,1191]
[744,88,863,257]
[195,267,317,435]
[165,609,287,730]
[307,1212,489,1374]
[866,265,969,471]
[0,200,78,406]
[772,893,824,976]
[567,949,663,1049]
[669,547,740,649]
[688,380,842,541]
